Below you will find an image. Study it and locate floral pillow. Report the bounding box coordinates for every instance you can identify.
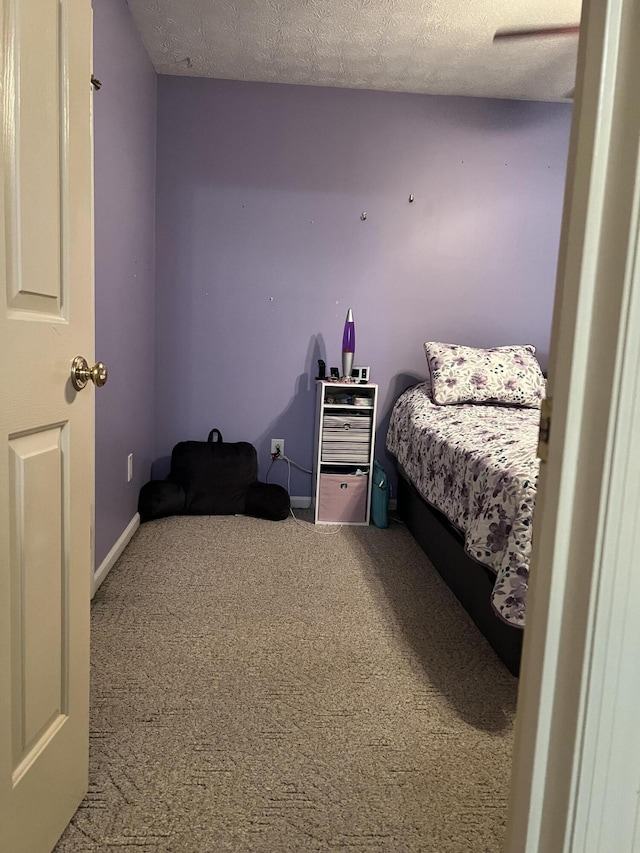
[423,342,545,407]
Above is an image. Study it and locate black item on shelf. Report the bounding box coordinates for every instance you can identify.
[316,359,326,380]
[139,428,290,523]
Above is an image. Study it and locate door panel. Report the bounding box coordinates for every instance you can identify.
[0,0,94,850]
[5,0,66,316]
[9,426,67,780]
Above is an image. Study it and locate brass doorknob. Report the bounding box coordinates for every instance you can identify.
[70,356,108,391]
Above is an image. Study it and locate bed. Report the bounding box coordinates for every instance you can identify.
[386,345,544,676]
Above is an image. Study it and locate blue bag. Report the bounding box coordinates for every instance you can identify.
[371,460,389,529]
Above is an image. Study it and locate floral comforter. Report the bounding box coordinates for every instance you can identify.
[386,382,541,627]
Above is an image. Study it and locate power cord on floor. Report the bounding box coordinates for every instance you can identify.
[267,451,343,535]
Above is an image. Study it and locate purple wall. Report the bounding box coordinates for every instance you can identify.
[93,0,156,568]
[154,77,571,497]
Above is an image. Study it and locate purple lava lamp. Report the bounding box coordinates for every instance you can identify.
[341,308,355,379]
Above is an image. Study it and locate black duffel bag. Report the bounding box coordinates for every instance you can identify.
[169,428,258,515]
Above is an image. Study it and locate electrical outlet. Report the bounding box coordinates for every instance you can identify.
[270,439,284,457]
[127,453,133,482]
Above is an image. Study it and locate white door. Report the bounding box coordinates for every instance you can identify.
[0,0,95,850]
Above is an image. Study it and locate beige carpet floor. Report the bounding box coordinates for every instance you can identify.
[55,512,517,852]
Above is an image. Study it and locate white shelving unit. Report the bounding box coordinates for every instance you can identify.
[312,381,378,525]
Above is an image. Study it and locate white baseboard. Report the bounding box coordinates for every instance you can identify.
[291,496,313,509]
[290,497,397,511]
[92,513,140,598]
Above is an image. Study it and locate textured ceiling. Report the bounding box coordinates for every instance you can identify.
[126,0,582,102]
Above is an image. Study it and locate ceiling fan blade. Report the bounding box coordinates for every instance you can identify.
[493,24,580,41]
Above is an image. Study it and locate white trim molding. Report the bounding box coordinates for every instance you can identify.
[92,513,140,597]
[292,497,398,512]
[506,0,640,850]
[290,496,312,509]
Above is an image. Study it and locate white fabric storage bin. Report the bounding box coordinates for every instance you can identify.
[321,414,372,463]
[317,473,368,523]
[323,413,371,431]
[321,443,371,461]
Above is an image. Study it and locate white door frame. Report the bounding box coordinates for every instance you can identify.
[506,0,640,849]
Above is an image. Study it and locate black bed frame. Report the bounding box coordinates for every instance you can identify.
[396,472,523,676]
